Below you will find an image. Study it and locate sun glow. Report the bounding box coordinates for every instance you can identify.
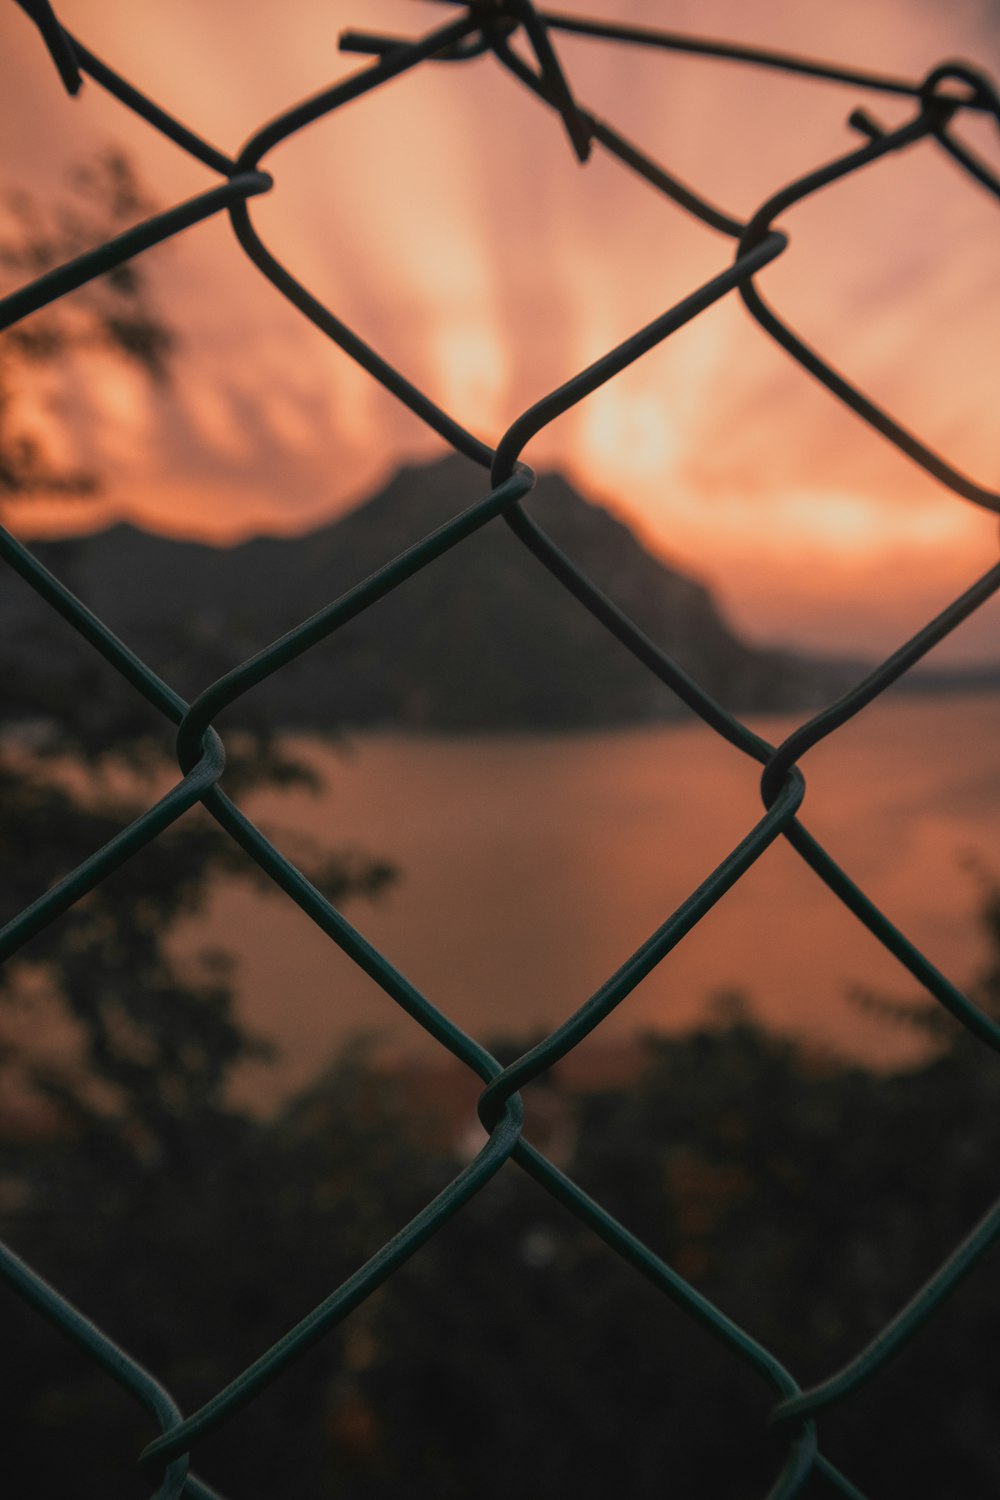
[1,0,997,656]
[432,320,510,434]
[578,385,679,482]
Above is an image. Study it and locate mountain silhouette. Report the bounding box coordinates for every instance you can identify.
[6,454,864,732]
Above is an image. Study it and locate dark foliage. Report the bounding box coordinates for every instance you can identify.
[4,984,1000,1498]
[0,158,395,1496]
[0,153,394,1136]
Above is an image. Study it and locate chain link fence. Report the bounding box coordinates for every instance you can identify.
[2,2,1000,1495]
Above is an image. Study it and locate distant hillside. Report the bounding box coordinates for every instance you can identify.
[3,454,866,732]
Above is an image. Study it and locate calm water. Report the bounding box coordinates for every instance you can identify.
[179,690,1000,1107]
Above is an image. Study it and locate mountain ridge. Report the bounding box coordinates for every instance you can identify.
[3,454,869,732]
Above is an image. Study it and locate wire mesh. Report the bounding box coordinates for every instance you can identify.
[3,3,1000,1495]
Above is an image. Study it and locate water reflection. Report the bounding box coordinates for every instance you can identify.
[189,690,1000,1107]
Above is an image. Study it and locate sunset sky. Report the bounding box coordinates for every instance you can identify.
[2,0,998,661]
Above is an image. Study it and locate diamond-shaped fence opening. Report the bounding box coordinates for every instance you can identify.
[2,3,1000,1496]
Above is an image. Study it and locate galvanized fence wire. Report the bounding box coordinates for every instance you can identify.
[3,2,1000,1494]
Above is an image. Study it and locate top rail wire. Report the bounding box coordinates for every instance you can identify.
[3,1,1000,1495]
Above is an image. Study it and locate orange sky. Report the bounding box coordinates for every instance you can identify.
[2,0,999,661]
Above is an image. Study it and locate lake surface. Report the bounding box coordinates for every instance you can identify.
[179,690,1000,1107]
